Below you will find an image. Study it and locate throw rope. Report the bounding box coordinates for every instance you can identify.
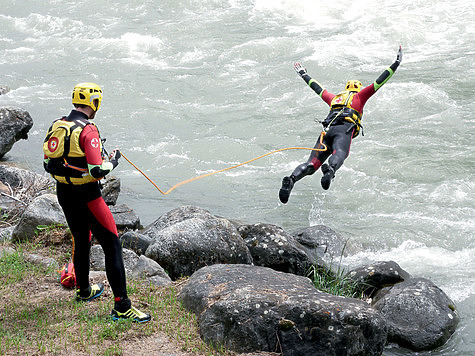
[120,131,327,196]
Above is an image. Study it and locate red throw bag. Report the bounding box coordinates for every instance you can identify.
[59,262,76,288]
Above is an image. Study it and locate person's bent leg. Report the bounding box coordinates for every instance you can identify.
[322,124,353,190]
[279,137,330,203]
[88,196,151,322]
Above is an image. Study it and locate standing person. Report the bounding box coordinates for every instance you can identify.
[43,82,151,323]
[279,46,402,204]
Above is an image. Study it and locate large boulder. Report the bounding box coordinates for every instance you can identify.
[11,193,66,242]
[372,277,459,351]
[292,225,360,266]
[142,205,213,233]
[238,223,311,276]
[0,107,33,158]
[144,206,252,280]
[179,264,387,356]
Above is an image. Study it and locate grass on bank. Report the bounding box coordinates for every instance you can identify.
[0,228,230,356]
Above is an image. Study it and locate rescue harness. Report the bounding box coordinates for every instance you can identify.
[43,117,102,185]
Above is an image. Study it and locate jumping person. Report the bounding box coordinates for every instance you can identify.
[43,82,151,322]
[279,46,402,204]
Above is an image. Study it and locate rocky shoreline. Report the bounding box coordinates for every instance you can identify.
[0,105,460,355]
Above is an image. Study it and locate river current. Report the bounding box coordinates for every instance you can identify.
[1,1,474,354]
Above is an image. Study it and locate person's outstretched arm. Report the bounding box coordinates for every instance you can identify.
[373,45,402,92]
[356,46,403,107]
[294,63,334,105]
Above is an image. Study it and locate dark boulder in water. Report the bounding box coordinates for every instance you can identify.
[0,107,33,158]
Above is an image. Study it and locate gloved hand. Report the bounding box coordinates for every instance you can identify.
[109,149,121,168]
[396,45,403,63]
[294,62,307,77]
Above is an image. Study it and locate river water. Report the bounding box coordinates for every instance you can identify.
[1,0,474,354]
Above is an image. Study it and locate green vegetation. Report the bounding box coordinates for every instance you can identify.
[307,244,365,299]
[0,231,231,356]
[307,262,364,299]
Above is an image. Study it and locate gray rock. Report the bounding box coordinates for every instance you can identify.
[0,107,34,158]
[130,255,172,287]
[238,223,311,276]
[142,205,213,233]
[120,231,152,255]
[348,261,411,297]
[0,226,14,242]
[11,193,66,242]
[101,175,120,206]
[90,244,139,274]
[372,277,459,351]
[110,204,141,230]
[25,253,59,271]
[144,206,252,280]
[293,225,359,266]
[0,163,53,194]
[90,244,106,271]
[148,275,173,287]
[179,264,387,356]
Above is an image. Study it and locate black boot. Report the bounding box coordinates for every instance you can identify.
[321,165,335,190]
[279,176,295,204]
[321,163,330,175]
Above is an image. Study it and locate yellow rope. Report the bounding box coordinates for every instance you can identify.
[120,131,327,196]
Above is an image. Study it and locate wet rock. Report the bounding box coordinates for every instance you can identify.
[238,223,311,276]
[293,225,360,266]
[348,260,411,297]
[179,264,387,356]
[372,277,459,351]
[144,206,252,280]
[0,107,34,158]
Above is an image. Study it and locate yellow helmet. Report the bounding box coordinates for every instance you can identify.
[72,82,103,111]
[345,80,363,92]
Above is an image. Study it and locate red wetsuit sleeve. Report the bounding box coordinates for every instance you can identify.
[80,125,103,166]
[350,84,377,113]
[321,90,335,106]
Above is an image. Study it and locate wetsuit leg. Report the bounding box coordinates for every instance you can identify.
[327,123,354,172]
[87,197,128,299]
[56,183,93,292]
[291,135,331,182]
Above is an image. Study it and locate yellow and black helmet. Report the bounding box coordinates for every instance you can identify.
[345,80,363,92]
[72,82,103,111]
